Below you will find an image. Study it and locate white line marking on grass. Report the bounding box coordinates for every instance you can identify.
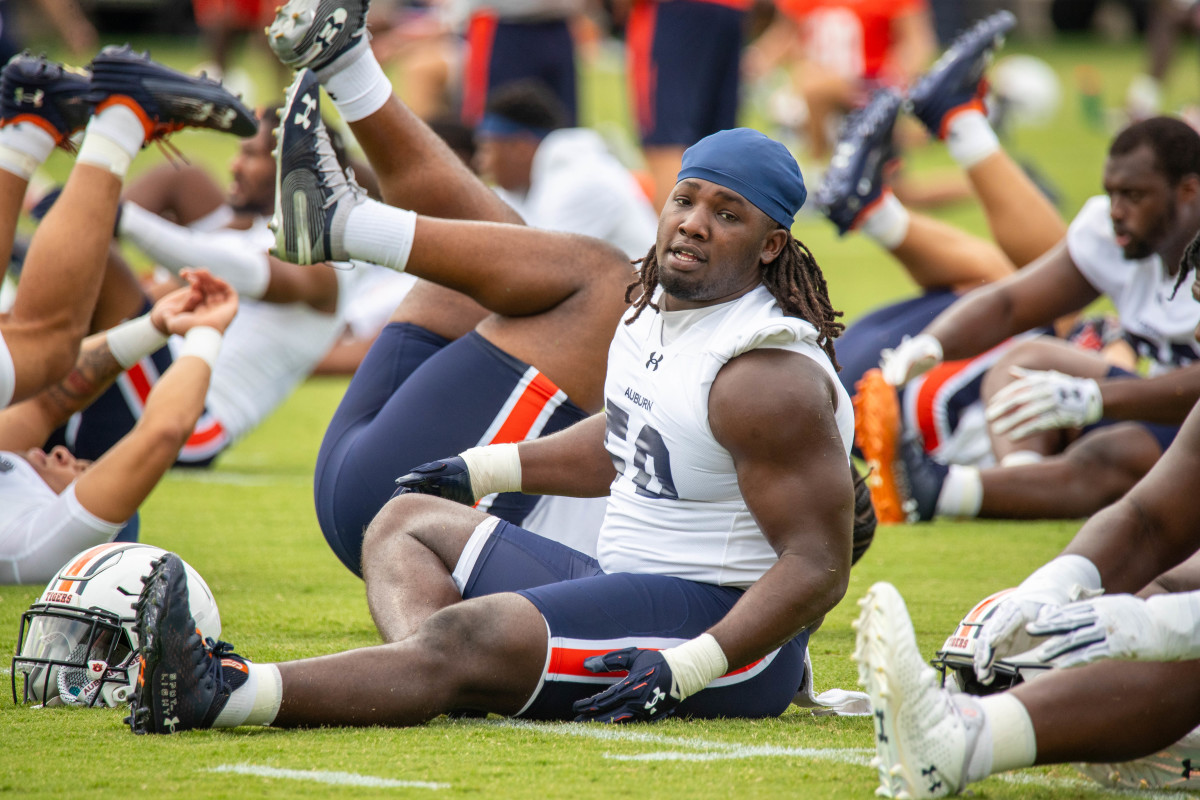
[997,770,1186,800]
[496,721,874,765]
[208,764,449,789]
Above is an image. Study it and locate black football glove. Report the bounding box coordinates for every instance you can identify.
[393,456,475,505]
[572,648,680,723]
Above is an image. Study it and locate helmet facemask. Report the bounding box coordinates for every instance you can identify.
[12,603,139,708]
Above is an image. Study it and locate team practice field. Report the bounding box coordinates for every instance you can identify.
[2,26,1198,800]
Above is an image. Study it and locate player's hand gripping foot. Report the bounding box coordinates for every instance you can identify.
[271,68,366,264]
[268,0,371,72]
[854,582,981,798]
[127,553,245,734]
[815,89,901,235]
[87,45,258,141]
[908,10,1016,140]
[0,52,92,148]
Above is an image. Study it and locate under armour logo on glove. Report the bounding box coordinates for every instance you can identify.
[645,352,664,371]
[572,648,680,723]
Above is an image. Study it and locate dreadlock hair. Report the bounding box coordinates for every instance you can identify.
[1172,227,1200,300]
[624,231,845,370]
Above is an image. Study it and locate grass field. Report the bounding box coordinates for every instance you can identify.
[1,25,1198,799]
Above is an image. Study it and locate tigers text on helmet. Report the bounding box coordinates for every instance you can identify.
[931,588,1052,695]
[12,542,220,708]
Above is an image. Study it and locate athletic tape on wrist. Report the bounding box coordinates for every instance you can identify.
[107,314,168,369]
[179,326,223,370]
[459,443,522,501]
[76,133,134,177]
[661,633,728,700]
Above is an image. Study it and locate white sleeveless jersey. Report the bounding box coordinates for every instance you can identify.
[0,452,124,584]
[1067,196,1200,374]
[596,285,854,589]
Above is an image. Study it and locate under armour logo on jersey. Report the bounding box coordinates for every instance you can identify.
[644,686,666,713]
[645,352,664,371]
[0,456,11,473]
[874,709,888,742]
[294,93,318,129]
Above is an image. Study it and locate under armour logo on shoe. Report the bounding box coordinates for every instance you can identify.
[316,9,348,49]
[14,88,43,107]
[645,352,664,371]
[164,715,180,733]
[294,93,318,129]
[1184,758,1195,779]
[644,686,666,713]
[922,765,942,793]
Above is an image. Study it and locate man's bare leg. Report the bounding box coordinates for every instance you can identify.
[1015,659,1200,764]
[122,163,229,225]
[5,163,123,400]
[979,338,1114,462]
[274,593,547,726]
[976,425,1164,519]
[361,494,492,642]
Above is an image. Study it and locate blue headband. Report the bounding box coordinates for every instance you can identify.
[475,113,552,141]
[677,128,806,228]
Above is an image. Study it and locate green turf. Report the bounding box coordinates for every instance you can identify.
[1,29,1196,799]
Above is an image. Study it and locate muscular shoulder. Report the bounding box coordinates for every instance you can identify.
[708,349,839,458]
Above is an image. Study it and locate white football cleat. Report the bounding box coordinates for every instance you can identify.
[855,582,980,798]
[267,0,370,73]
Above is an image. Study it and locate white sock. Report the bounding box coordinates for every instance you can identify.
[935,464,983,517]
[317,40,392,123]
[858,191,910,250]
[77,104,146,178]
[1000,450,1044,468]
[945,110,1000,169]
[976,693,1037,778]
[212,662,283,728]
[343,199,416,272]
[0,123,55,180]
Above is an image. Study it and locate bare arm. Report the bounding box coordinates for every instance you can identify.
[72,272,238,523]
[1098,362,1200,424]
[926,242,1101,360]
[703,349,852,669]
[518,413,616,498]
[1061,399,1200,594]
[0,280,209,451]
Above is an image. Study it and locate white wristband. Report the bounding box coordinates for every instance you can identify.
[660,633,728,700]
[178,326,223,370]
[459,443,522,501]
[107,314,168,369]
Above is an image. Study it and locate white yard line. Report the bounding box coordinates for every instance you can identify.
[207,764,449,790]
[497,720,874,765]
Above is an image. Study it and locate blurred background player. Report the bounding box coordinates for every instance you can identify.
[626,0,750,208]
[473,78,656,257]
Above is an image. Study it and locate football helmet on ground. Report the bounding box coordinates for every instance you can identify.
[931,588,1051,695]
[12,542,220,708]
